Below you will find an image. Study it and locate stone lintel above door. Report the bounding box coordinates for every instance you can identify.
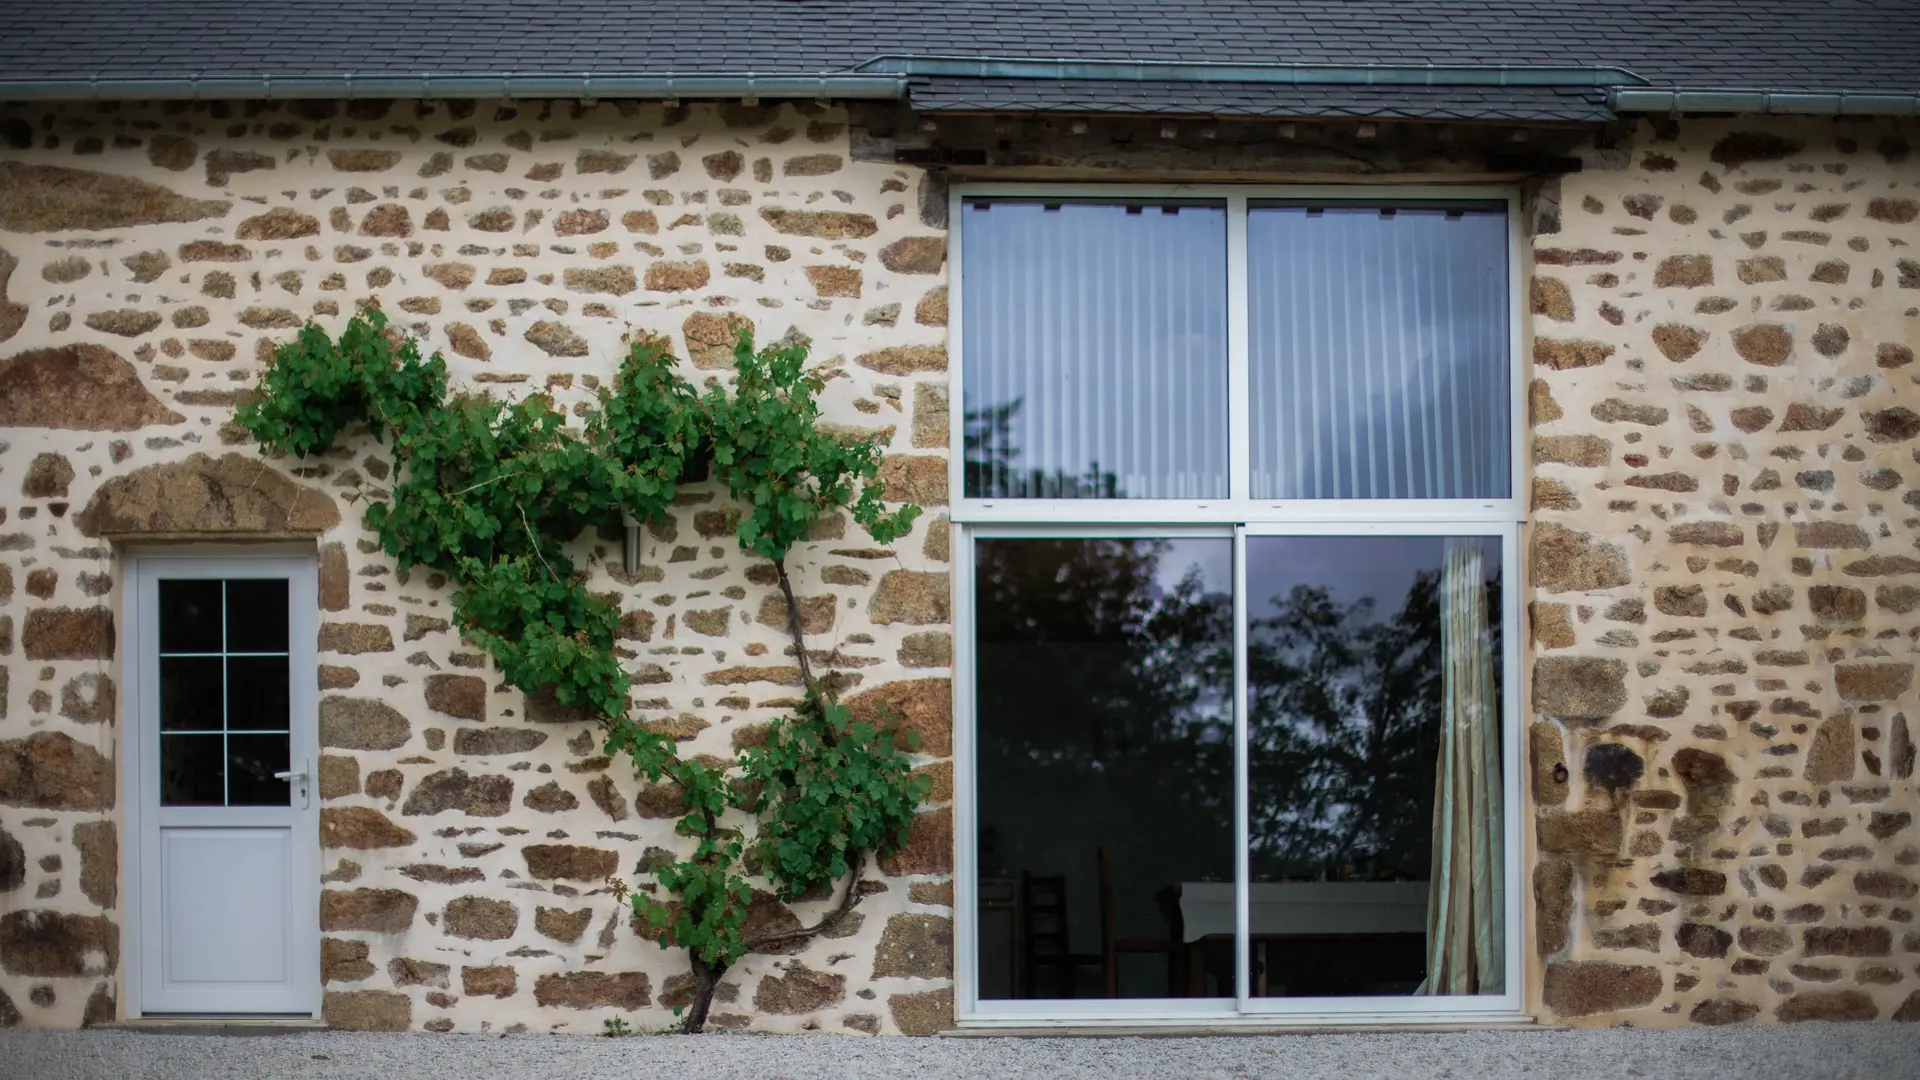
[74,453,341,542]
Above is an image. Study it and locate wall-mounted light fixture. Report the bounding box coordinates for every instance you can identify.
[623,511,642,576]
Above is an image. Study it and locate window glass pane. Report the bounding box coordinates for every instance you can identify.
[1244,535,1504,997]
[227,734,291,806]
[226,578,289,652]
[227,656,290,732]
[161,734,225,806]
[962,199,1229,499]
[1248,205,1509,499]
[160,656,224,732]
[159,579,223,653]
[975,537,1235,999]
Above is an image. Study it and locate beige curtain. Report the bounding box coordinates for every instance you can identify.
[1419,539,1504,995]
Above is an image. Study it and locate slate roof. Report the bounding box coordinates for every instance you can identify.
[0,0,1914,120]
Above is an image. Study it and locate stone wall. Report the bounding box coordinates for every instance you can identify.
[1528,117,1920,1026]
[2,97,1917,1035]
[0,98,954,1034]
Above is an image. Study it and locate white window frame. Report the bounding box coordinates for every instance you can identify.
[947,184,1527,526]
[948,183,1528,1027]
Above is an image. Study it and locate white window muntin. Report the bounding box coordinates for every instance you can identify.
[949,183,1528,1025]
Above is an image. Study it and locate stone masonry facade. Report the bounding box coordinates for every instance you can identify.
[1528,117,1920,1026]
[0,98,1915,1034]
[0,98,954,1034]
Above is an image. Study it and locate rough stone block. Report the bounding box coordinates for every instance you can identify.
[1533,657,1627,719]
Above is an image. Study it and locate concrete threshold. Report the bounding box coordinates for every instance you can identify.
[943,1020,1552,1037]
[96,1018,326,1037]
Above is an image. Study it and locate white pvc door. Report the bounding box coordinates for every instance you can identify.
[131,555,320,1016]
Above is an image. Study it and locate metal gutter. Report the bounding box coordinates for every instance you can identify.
[858,55,1651,88]
[1609,88,1920,116]
[0,55,1653,103]
[0,73,909,102]
[0,55,1908,118]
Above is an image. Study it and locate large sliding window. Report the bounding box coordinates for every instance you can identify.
[953,186,1522,1024]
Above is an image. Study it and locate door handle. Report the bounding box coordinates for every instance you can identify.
[275,760,311,809]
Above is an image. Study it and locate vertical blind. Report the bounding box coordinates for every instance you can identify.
[961,199,1230,499]
[1246,204,1510,500]
[960,198,1509,502]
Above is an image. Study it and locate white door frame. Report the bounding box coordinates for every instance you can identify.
[121,547,322,1019]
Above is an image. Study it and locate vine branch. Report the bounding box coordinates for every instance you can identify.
[773,556,818,704]
[743,850,867,951]
[449,471,525,497]
[519,505,558,583]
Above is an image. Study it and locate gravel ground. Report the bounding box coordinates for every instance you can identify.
[5,1024,1920,1080]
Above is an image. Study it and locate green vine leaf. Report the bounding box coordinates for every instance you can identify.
[701,331,920,564]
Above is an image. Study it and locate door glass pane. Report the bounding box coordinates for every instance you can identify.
[974,537,1235,999]
[1247,204,1510,499]
[1244,535,1504,997]
[227,656,291,732]
[227,734,292,806]
[155,574,295,808]
[159,656,224,732]
[226,578,290,652]
[962,199,1230,499]
[159,579,223,652]
[161,733,226,806]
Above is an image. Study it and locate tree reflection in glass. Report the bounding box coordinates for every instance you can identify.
[972,535,1502,1001]
[1244,535,1502,997]
[974,537,1233,999]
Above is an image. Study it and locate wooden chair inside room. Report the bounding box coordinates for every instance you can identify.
[1018,867,1100,997]
[1020,843,1179,998]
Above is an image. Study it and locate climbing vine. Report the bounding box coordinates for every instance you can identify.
[240,308,928,1032]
